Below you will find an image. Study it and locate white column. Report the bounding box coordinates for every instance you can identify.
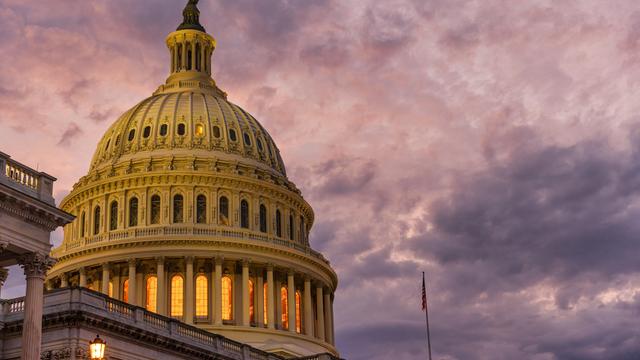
[157,257,166,315]
[324,291,332,343]
[266,265,275,329]
[214,257,222,325]
[79,267,87,287]
[19,253,55,360]
[181,39,186,71]
[128,259,137,306]
[316,285,325,341]
[185,256,194,324]
[256,271,264,327]
[287,271,296,333]
[101,263,110,295]
[304,277,313,336]
[241,259,250,326]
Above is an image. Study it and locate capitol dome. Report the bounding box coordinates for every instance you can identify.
[47,1,338,357]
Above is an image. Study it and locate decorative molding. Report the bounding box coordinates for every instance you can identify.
[19,253,56,278]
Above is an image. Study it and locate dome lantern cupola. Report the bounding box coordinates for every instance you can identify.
[158,0,223,97]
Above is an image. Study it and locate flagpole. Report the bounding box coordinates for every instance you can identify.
[423,271,433,360]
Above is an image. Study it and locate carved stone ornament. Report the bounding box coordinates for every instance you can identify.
[0,267,8,285]
[40,347,72,360]
[19,253,56,278]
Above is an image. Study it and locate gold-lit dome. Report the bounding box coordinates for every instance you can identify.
[90,91,287,178]
[48,1,338,358]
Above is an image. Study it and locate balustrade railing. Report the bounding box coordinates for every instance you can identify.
[0,151,56,204]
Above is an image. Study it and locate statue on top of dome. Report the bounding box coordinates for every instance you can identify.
[177,0,206,32]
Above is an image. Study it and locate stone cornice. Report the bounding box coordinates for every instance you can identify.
[0,186,74,231]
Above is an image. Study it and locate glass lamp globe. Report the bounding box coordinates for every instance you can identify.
[89,334,106,359]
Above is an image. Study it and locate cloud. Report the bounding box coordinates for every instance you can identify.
[57,122,83,147]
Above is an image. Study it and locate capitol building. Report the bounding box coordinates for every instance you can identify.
[0,1,339,359]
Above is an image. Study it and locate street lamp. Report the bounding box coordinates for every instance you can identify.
[89,334,106,360]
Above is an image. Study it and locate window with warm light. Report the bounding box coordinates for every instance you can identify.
[195,123,204,137]
[123,279,129,303]
[196,275,208,317]
[249,279,255,323]
[281,286,288,329]
[171,275,184,317]
[108,281,114,298]
[295,290,302,333]
[263,282,268,325]
[146,276,158,313]
[222,275,233,320]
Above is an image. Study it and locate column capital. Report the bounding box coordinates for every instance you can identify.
[78,267,86,275]
[101,262,110,269]
[155,256,165,264]
[241,258,251,267]
[287,269,295,277]
[266,263,274,271]
[185,256,194,264]
[214,255,224,264]
[128,258,137,267]
[18,253,55,279]
[0,241,8,254]
[0,267,8,285]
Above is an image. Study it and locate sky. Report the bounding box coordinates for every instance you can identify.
[1,0,640,359]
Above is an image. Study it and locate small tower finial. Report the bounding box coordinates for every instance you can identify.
[177,0,206,32]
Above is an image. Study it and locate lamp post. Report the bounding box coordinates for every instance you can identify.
[89,334,106,360]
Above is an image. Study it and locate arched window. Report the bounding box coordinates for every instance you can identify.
[160,124,168,136]
[295,290,302,333]
[195,42,201,70]
[243,132,252,146]
[299,216,305,243]
[196,195,207,224]
[219,196,229,225]
[263,282,268,325]
[109,201,118,231]
[143,126,151,138]
[187,42,192,70]
[177,123,186,136]
[146,276,158,313]
[213,126,221,138]
[108,281,114,298]
[281,286,288,329]
[171,275,184,317]
[289,214,294,240]
[93,206,101,235]
[249,279,255,324]
[80,211,86,237]
[123,279,129,303]
[128,129,135,141]
[195,123,204,137]
[173,194,184,223]
[240,200,249,229]
[229,129,237,142]
[150,195,161,224]
[275,209,282,237]
[129,197,138,227]
[222,275,233,320]
[259,205,267,233]
[196,275,208,317]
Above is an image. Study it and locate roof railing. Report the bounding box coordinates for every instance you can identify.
[0,151,56,205]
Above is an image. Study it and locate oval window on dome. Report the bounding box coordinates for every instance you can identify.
[143,126,151,138]
[243,133,251,146]
[177,123,186,136]
[195,124,204,137]
[229,129,237,142]
[257,139,263,152]
[160,124,168,136]
[213,126,221,138]
[128,129,135,141]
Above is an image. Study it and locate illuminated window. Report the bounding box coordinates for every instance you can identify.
[195,123,204,137]
[219,196,229,225]
[93,206,101,235]
[249,280,255,323]
[222,276,233,320]
[275,209,282,237]
[263,282,268,325]
[143,126,151,138]
[289,214,294,240]
[80,211,86,237]
[173,194,184,223]
[123,279,129,302]
[108,281,114,298]
[171,275,184,317]
[87,280,96,291]
[196,275,208,317]
[259,205,267,233]
[240,200,249,229]
[129,197,138,227]
[295,290,302,333]
[213,126,221,138]
[146,276,158,313]
[177,123,186,136]
[196,195,207,224]
[150,195,161,224]
[281,286,288,329]
[109,201,118,231]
